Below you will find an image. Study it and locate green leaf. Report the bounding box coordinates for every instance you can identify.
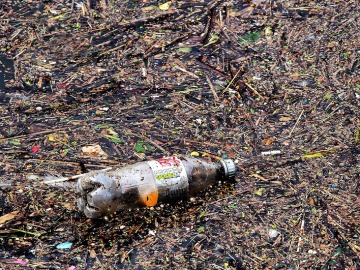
[239,31,261,45]
[106,128,118,137]
[355,124,359,143]
[204,34,219,46]
[302,152,324,158]
[198,226,205,233]
[324,93,332,100]
[177,47,192,53]
[95,124,114,129]
[264,26,272,37]
[190,151,200,157]
[105,135,123,144]
[333,246,342,256]
[134,141,154,153]
[9,139,21,146]
[254,187,266,196]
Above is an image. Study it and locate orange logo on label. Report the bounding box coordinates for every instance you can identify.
[140,190,159,207]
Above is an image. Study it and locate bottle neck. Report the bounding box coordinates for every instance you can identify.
[182,157,225,196]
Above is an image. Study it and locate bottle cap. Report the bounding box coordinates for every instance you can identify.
[220,159,236,179]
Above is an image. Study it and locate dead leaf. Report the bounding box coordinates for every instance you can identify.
[103,245,117,256]
[250,173,268,181]
[290,72,300,80]
[262,137,275,146]
[120,249,133,263]
[0,211,19,224]
[81,144,108,159]
[279,116,292,122]
[159,1,171,11]
[142,6,156,12]
[60,202,76,210]
[307,197,315,206]
[89,249,97,258]
[229,6,254,17]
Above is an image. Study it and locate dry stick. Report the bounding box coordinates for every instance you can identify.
[321,105,341,123]
[220,67,263,99]
[327,215,360,257]
[221,69,241,94]
[173,65,200,79]
[183,139,217,146]
[0,127,68,143]
[124,129,170,155]
[197,151,222,160]
[288,109,304,137]
[196,58,231,80]
[95,9,180,45]
[204,74,219,101]
[243,81,263,99]
[43,167,112,184]
[23,158,120,166]
[297,210,305,252]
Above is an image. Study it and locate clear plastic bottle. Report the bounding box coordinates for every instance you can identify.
[77,156,236,218]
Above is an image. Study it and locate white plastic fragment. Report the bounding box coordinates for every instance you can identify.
[26,174,42,181]
[268,229,280,239]
[56,241,73,249]
[261,150,281,156]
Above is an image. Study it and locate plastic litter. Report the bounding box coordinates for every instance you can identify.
[77,156,236,218]
[56,241,73,249]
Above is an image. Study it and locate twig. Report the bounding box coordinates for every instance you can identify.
[43,168,112,184]
[243,81,263,99]
[297,211,305,252]
[321,105,341,123]
[124,129,170,155]
[222,69,241,94]
[0,127,68,143]
[173,65,200,79]
[11,229,42,237]
[204,74,219,101]
[288,109,304,137]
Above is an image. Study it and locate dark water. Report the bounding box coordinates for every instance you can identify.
[0,54,14,91]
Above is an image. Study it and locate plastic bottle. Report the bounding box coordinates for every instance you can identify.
[77,156,236,218]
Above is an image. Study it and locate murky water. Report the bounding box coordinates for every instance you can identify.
[0,54,14,91]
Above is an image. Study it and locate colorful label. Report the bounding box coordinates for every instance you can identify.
[147,157,189,199]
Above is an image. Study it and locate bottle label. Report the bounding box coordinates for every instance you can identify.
[147,157,189,200]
